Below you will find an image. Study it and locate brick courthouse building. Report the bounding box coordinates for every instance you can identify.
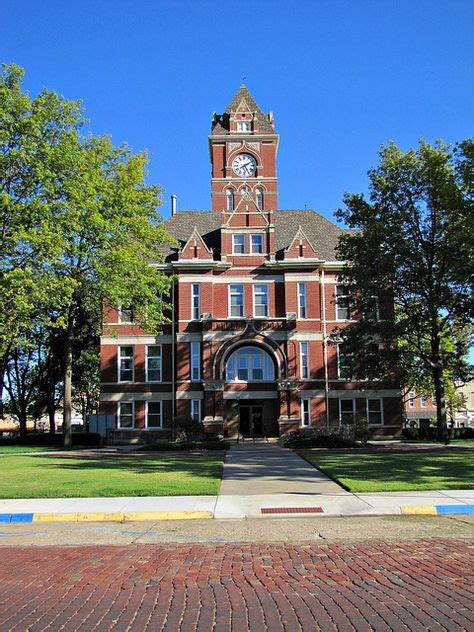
[99,87,403,440]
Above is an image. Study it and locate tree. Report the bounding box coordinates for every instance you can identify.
[1,64,173,447]
[336,140,473,442]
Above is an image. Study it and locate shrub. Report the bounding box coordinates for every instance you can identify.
[174,417,205,440]
[138,439,230,451]
[0,432,102,448]
[281,427,357,449]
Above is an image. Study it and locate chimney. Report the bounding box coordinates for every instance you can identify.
[171,194,177,216]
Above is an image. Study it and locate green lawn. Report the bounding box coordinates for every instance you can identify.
[301,449,474,492]
[0,453,224,498]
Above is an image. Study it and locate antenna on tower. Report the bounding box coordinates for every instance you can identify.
[241,75,246,85]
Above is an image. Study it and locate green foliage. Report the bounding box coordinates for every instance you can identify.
[0,64,175,445]
[138,439,230,451]
[175,416,206,440]
[281,428,358,448]
[335,139,474,439]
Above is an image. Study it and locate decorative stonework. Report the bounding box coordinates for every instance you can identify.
[278,379,300,391]
[203,380,225,392]
[245,141,260,153]
[228,142,242,153]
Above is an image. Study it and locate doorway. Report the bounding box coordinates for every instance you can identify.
[239,405,264,437]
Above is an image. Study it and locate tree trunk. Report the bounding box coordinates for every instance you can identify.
[62,324,74,449]
[431,329,448,443]
[48,402,56,435]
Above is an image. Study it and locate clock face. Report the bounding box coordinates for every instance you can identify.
[232,154,257,177]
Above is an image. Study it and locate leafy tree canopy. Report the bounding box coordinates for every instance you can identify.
[336,139,473,440]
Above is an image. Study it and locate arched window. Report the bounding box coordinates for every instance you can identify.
[226,189,234,211]
[256,188,264,210]
[225,346,275,382]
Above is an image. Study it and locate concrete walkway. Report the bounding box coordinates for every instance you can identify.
[219,443,344,496]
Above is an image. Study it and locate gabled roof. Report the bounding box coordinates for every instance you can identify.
[211,85,275,135]
[284,225,319,258]
[162,209,347,262]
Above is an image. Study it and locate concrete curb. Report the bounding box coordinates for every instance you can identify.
[401,505,474,516]
[0,511,213,523]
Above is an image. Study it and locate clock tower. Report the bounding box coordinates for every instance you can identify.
[209,85,279,212]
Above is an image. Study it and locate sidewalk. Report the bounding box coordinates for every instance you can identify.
[1,443,473,522]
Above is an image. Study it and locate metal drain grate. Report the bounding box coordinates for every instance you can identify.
[261,507,324,515]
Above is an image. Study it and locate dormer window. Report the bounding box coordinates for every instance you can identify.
[232,234,246,254]
[251,234,264,254]
[237,121,251,132]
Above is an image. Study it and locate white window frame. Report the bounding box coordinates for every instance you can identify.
[118,401,134,429]
[237,120,251,132]
[232,234,246,254]
[300,342,309,379]
[339,398,355,424]
[420,396,427,408]
[145,345,162,382]
[146,400,163,429]
[118,306,134,324]
[226,189,234,211]
[335,284,351,321]
[225,346,275,382]
[190,342,201,381]
[408,392,415,408]
[229,284,244,318]
[366,398,384,426]
[191,284,200,320]
[337,343,351,380]
[191,400,201,423]
[253,284,269,318]
[250,234,264,254]
[298,282,307,319]
[301,399,311,427]
[118,346,134,382]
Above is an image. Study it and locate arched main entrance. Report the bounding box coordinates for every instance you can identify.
[222,343,280,438]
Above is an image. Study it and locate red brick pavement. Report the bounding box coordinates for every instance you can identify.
[0,538,472,631]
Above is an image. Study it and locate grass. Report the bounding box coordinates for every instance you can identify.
[0,453,224,498]
[301,449,474,493]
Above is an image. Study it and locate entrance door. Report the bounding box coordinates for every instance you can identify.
[239,405,264,437]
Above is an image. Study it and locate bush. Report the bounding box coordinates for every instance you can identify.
[281,428,357,449]
[0,432,102,448]
[138,439,230,451]
[402,427,419,440]
[174,417,205,440]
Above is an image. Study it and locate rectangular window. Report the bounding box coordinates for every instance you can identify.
[252,354,263,380]
[298,282,307,319]
[237,356,248,381]
[301,399,310,427]
[337,343,351,380]
[253,284,269,317]
[146,401,162,428]
[300,342,309,379]
[251,234,264,254]
[237,121,251,132]
[229,284,244,317]
[420,396,427,408]
[191,342,201,381]
[336,284,351,320]
[191,400,201,423]
[118,346,134,382]
[408,392,415,408]
[146,345,162,382]
[367,398,383,425]
[339,399,355,424]
[232,234,246,254]
[118,306,134,323]
[118,401,134,428]
[365,296,380,322]
[191,284,200,320]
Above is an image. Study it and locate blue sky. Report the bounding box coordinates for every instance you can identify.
[1,0,473,222]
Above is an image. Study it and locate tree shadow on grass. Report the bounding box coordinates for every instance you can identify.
[29,454,224,479]
[303,450,474,488]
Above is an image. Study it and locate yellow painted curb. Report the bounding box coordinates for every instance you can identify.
[34,513,81,522]
[401,506,437,515]
[33,510,213,523]
[123,511,212,521]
